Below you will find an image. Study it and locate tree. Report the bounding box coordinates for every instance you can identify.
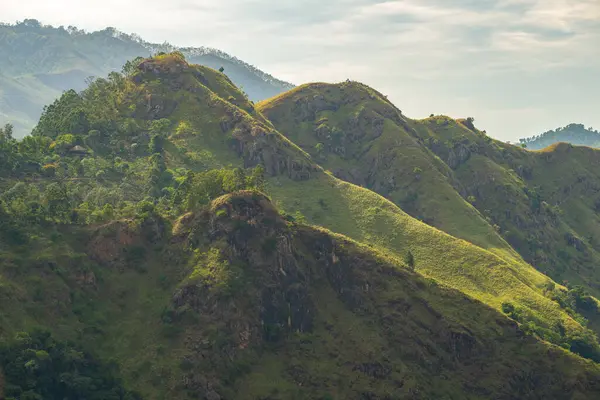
[171,50,186,60]
[248,164,266,191]
[0,329,139,399]
[149,134,165,154]
[219,66,225,73]
[43,182,70,220]
[463,117,476,130]
[0,123,14,142]
[149,118,172,136]
[223,168,246,192]
[315,143,324,155]
[405,250,415,271]
[32,90,83,138]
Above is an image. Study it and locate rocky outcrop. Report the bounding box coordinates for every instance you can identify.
[222,117,317,181]
[447,143,472,169]
[292,94,339,121]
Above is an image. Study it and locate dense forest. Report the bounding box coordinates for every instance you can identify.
[2,52,600,399]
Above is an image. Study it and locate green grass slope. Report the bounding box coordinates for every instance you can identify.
[258,81,600,323]
[2,53,600,380]
[2,191,600,399]
[415,118,600,300]
[257,82,519,261]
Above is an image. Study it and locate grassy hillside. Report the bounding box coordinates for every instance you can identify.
[2,54,600,397]
[258,82,600,309]
[2,191,600,399]
[258,82,519,258]
[0,20,293,137]
[417,120,600,301]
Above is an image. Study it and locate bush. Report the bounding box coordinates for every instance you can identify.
[404,251,415,271]
[0,330,139,399]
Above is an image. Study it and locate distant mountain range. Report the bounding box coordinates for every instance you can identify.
[0,19,294,137]
[519,123,600,150]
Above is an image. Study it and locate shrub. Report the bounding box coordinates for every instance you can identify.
[404,250,415,271]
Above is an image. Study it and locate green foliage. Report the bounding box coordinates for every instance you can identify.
[175,166,265,212]
[149,135,165,154]
[0,123,14,141]
[0,330,139,399]
[502,300,600,362]
[122,56,145,77]
[2,53,600,400]
[404,250,415,271]
[315,142,324,154]
[32,90,85,139]
[259,81,600,365]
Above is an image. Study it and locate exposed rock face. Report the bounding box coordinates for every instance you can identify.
[137,57,190,77]
[87,216,165,269]
[170,192,319,397]
[293,94,339,121]
[447,143,472,169]
[226,118,317,181]
[87,221,139,267]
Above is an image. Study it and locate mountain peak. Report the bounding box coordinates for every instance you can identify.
[135,53,191,77]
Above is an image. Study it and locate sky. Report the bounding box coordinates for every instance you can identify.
[1,0,599,141]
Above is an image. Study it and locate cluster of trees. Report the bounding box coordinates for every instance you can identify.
[519,124,600,150]
[1,162,266,228]
[501,283,600,362]
[0,52,270,235]
[0,329,140,399]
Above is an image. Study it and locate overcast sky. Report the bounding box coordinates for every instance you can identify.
[2,0,599,141]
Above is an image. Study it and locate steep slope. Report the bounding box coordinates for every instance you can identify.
[520,123,600,150]
[0,20,293,137]
[258,82,518,259]
[3,53,597,364]
[2,191,600,399]
[258,82,600,314]
[416,120,600,299]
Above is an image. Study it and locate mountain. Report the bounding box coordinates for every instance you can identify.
[4,189,600,399]
[0,19,294,138]
[258,83,600,305]
[2,53,600,398]
[519,124,600,150]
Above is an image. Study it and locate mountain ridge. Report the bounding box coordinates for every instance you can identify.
[0,19,294,137]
